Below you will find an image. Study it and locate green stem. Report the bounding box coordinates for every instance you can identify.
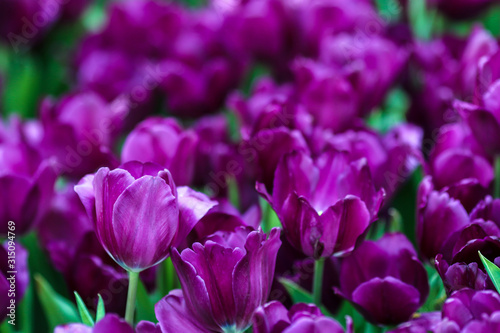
[125,271,140,325]
[495,155,500,198]
[313,258,325,306]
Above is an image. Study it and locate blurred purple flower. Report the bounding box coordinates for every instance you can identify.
[337,233,429,325]
[325,124,423,199]
[0,120,57,234]
[121,117,198,186]
[38,92,127,178]
[294,0,383,57]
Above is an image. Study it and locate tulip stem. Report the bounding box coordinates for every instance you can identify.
[495,155,500,198]
[313,258,325,306]
[125,271,139,325]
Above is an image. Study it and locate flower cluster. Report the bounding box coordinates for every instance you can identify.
[2,0,500,332]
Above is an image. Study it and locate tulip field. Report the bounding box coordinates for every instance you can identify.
[4,0,500,332]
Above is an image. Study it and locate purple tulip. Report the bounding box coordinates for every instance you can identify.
[75,161,216,272]
[121,117,198,186]
[38,92,126,178]
[243,127,310,193]
[252,301,351,333]
[437,289,500,331]
[54,314,134,333]
[166,227,281,332]
[292,58,359,132]
[337,233,429,325]
[325,124,423,199]
[228,78,311,139]
[294,0,383,57]
[221,0,298,69]
[436,255,490,293]
[259,149,384,258]
[0,128,57,235]
[417,176,474,260]
[37,184,94,273]
[319,34,408,117]
[1,242,29,321]
[407,27,497,133]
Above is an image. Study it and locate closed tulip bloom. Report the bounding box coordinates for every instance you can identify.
[259,149,384,258]
[435,255,490,293]
[417,176,471,260]
[167,227,282,332]
[337,233,429,325]
[252,301,351,333]
[75,161,215,272]
[121,117,198,186]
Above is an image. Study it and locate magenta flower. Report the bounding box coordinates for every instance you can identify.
[163,227,281,332]
[259,149,384,258]
[252,301,351,333]
[337,233,429,325]
[75,161,215,272]
[0,136,57,235]
[121,117,198,186]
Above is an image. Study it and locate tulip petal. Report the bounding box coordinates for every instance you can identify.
[233,228,282,329]
[155,289,211,333]
[112,175,178,270]
[352,277,421,325]
[173,186,217,247]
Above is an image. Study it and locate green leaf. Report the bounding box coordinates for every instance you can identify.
[35,274,80,331]
[479,251,500,293]
[261,198,282,233]
[279,278,314,303]
[96,294,106,322]
[279,278,332,316]
[74,292,95,326]
[156,257,179,302]
[136,280,157,323]
[419,264,446,312]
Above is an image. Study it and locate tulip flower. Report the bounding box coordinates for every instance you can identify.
[252,301,351,333]
[38,92,126,178]
[0,139,57,235]
[162,227,281,332]
[259,148,383,306]
[121,117,198,186]
[437,289,500,331]
[259,149,384,259]
[337,233,429,325]
[75,161,215,324]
